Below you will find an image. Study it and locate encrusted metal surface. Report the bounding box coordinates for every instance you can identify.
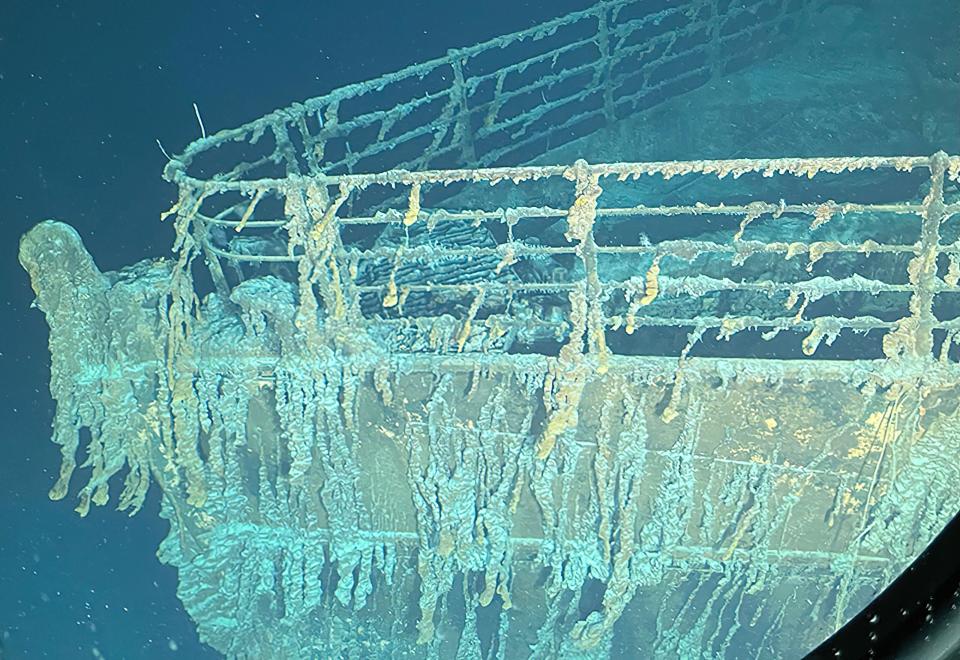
[19,0,960,657]
[164,0,824,184]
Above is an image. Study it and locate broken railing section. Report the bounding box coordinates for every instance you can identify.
[165,0,822,189]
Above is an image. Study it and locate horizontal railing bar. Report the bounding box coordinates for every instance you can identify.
[337,202,924,226]
[606,10,806,100]
[350,278,924,298]
[217,155,279,184]
[478,104,606,166]
[472,62,603,139]
[257,156,937,192]
[337,242,920,262]
[206,237,931,264]
[166,0,619,175]
[612,315,896,331]
[322,114,457,175]
[200,197,928,232]
[170,153,952,194]
[321,3,711,155]
[475,47,724,149]
[466,34,600,88]
[205,240,921,264]
[202,199,926,233]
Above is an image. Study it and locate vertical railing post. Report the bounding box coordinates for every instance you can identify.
[271,122,302,177]
[449,52,477,165]
[194,217,231,299]
[703,0,723,80]
[910,151,949,358]
[596,5,616,125]
[566,159,609,372]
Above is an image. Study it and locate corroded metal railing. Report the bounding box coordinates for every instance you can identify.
[23,0,960,657]
[165,0,823,184]
[169,152,960,372]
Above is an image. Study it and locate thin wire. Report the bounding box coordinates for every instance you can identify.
[193,102,206,139]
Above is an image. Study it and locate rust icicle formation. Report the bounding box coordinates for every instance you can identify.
[18,0,960,656]
[21,145,960,657]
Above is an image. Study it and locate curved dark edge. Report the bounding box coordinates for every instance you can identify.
[806,508,960,659]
